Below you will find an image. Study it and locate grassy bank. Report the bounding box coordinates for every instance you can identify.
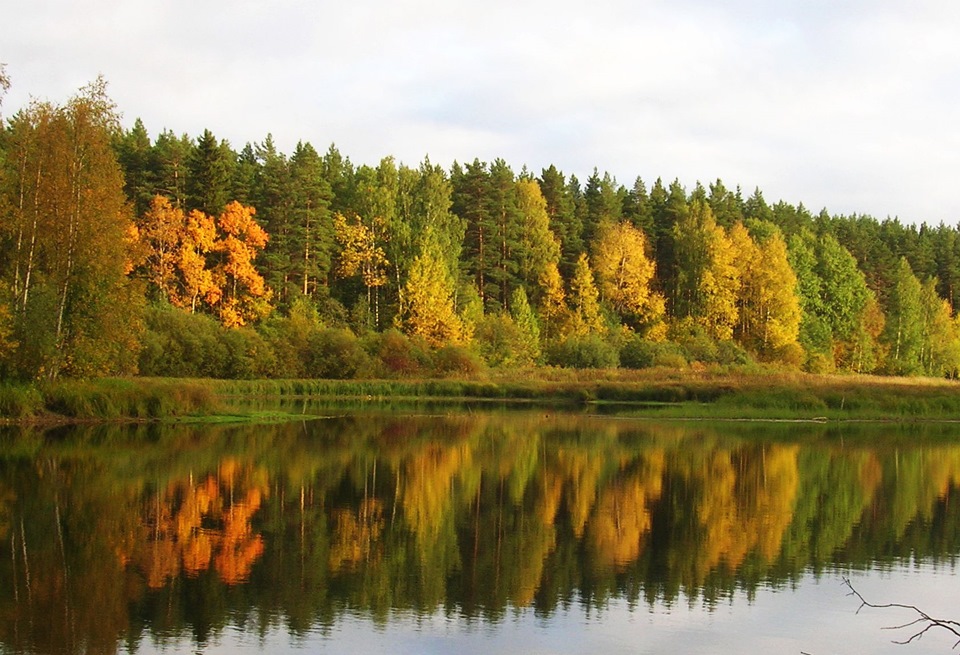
[212,368,960,421]
[0,378,220,421]
[2,368,959,422]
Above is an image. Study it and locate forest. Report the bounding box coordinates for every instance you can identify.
[3,75,960,381]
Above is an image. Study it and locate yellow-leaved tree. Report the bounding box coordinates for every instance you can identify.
[730,222,801,358]
[699,220,740,341]
[538,261,569,339]
[397,233,465,347]
[137,195,186,302]
[570,253,604,335]
[334,211,389,327]
[212,202,272,327]
[175,209,219,313]
[592,221,665,335]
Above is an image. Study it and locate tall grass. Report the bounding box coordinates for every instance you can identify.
[0,378,220,421]
[3,368,959,421]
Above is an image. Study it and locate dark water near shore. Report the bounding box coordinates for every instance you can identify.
[1,410,959,653]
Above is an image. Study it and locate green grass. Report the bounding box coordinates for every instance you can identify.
[207,369,960,421]
[2,368,960,422]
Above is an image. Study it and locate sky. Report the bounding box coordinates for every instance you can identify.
[3,0,960,225]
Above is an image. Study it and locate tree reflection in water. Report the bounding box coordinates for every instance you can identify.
[1,413,959,653]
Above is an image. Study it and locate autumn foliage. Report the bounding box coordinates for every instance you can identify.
[4,75,960,380]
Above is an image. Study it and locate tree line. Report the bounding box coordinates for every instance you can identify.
[2,77,960,380]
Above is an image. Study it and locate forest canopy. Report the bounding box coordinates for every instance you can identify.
[2,76,960,381]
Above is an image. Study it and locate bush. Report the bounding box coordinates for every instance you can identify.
[0,383,43,418]
[474,314,534,368]
[670,321,720,364]
[716,340,751,366]
[804,351,836,374]
[367,329,432,377]
[222,328,277,379]
[547,334,619,369]
[138,305,229,377]
[433,344,485,376]
[620,337,685,369]
[308,328,373,379]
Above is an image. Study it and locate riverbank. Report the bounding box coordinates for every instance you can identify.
[2,367,960,422]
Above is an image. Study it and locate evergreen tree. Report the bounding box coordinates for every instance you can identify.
[453,158,495,306]
[622,176,654,235]
[487,158,522,310]
[187,128,233,216]
[708,179,743,228]
[253,135,295,305]
[538,165,582,280]
[150,129,191,209]
[289,141,334,299]
[114,118,154,217]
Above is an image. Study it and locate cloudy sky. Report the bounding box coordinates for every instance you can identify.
[3,0,959,224]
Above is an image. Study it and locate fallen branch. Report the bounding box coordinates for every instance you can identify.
[843,577,960,648]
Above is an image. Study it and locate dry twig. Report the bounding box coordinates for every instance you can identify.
[843,577,960,648]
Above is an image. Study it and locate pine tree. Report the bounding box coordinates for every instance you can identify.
[115,118,155,217]
[187,128,233,217]
[538,165,582,280]
[289,141,334,299]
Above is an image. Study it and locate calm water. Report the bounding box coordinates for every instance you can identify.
[1,409,959,654]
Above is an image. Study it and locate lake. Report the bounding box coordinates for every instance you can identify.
[1,408,958,654]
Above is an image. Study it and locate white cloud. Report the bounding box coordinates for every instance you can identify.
[3,0,959,223]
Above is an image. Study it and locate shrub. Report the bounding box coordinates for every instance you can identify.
[222,328,277,379]
[433,344,485,376]
[307,328,373,379]
[620,337,685,369]
[670,320,720,364]
[474,313,536,368]
[716,340,751,366]
[547,334,619,369]
[0,383,43,418]
[367,329,432,377]
[138,305,229,377]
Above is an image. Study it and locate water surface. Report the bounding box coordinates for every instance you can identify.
[1,410,958,653]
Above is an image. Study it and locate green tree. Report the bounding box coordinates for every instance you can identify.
[0,78,142,378]
[187,128,234,217]
[570,253,603,335]
[150,129,191,209]
[114,118,155,217]
[515,178,561,303]
[882,258,924,375]
[453,159,494,306]
[538,165,582,280]
[622,176,654,235]
[289,141,334,299]
[509,285,541,365]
